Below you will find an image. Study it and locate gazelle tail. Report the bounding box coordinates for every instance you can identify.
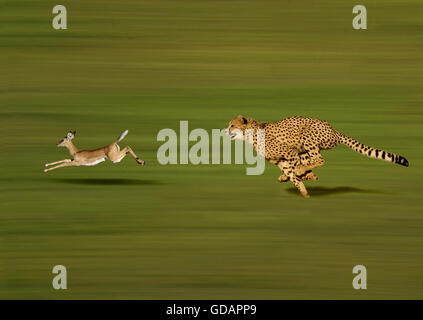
[116,130,129,143]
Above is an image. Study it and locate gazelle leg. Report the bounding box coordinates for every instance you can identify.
[108,145,145,165]
[124,146,144,164]
[44,161,77,173]
[45,159,72,167]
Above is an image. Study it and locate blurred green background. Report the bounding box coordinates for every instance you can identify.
[1,0,422,299]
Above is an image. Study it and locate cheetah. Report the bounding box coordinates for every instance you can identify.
[226,115,409,198]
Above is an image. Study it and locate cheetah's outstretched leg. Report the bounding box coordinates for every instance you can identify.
[277,161,309,198]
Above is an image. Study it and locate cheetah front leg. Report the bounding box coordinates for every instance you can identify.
[276,155,310,198]
[278,152,318,182]
[267,141,313,196]
[277,161,309,198]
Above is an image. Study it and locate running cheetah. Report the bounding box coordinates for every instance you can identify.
[226,115,409,198]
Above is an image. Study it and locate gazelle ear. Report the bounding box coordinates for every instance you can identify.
[67,131,75,140]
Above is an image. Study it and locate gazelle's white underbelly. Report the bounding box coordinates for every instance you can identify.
[83,158,106,166]
[112,154,125,163]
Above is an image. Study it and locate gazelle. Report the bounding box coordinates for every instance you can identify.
[44,130,145,173]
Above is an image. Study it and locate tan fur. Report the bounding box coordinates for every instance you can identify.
[226,115,408,198]
[44,130,145,172]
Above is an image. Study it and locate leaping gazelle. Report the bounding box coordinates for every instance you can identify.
[44,130,145,173]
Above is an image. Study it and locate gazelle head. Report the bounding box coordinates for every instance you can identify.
[57,131,76,147]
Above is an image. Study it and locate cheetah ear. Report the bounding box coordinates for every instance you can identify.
[237,114,248,124]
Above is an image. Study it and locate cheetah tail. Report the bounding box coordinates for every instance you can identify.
[339,134,409,167]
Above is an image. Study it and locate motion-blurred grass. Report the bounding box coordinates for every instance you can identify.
[1,0,422,299]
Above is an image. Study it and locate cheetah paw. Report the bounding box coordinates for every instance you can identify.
[278,174,289,183]
[302,172,318,181]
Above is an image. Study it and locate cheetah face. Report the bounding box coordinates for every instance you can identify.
[226,115,250,141]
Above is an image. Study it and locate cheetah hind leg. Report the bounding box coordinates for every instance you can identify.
[278,152,318,182]
[278,170,318,182]
[296,152,318,181]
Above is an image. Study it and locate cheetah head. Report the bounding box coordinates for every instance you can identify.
[226,115,257,141]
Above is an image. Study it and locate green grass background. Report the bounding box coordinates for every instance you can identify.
[1,0,422,299]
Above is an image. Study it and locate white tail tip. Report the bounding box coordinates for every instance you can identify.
[117,129,129,142]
